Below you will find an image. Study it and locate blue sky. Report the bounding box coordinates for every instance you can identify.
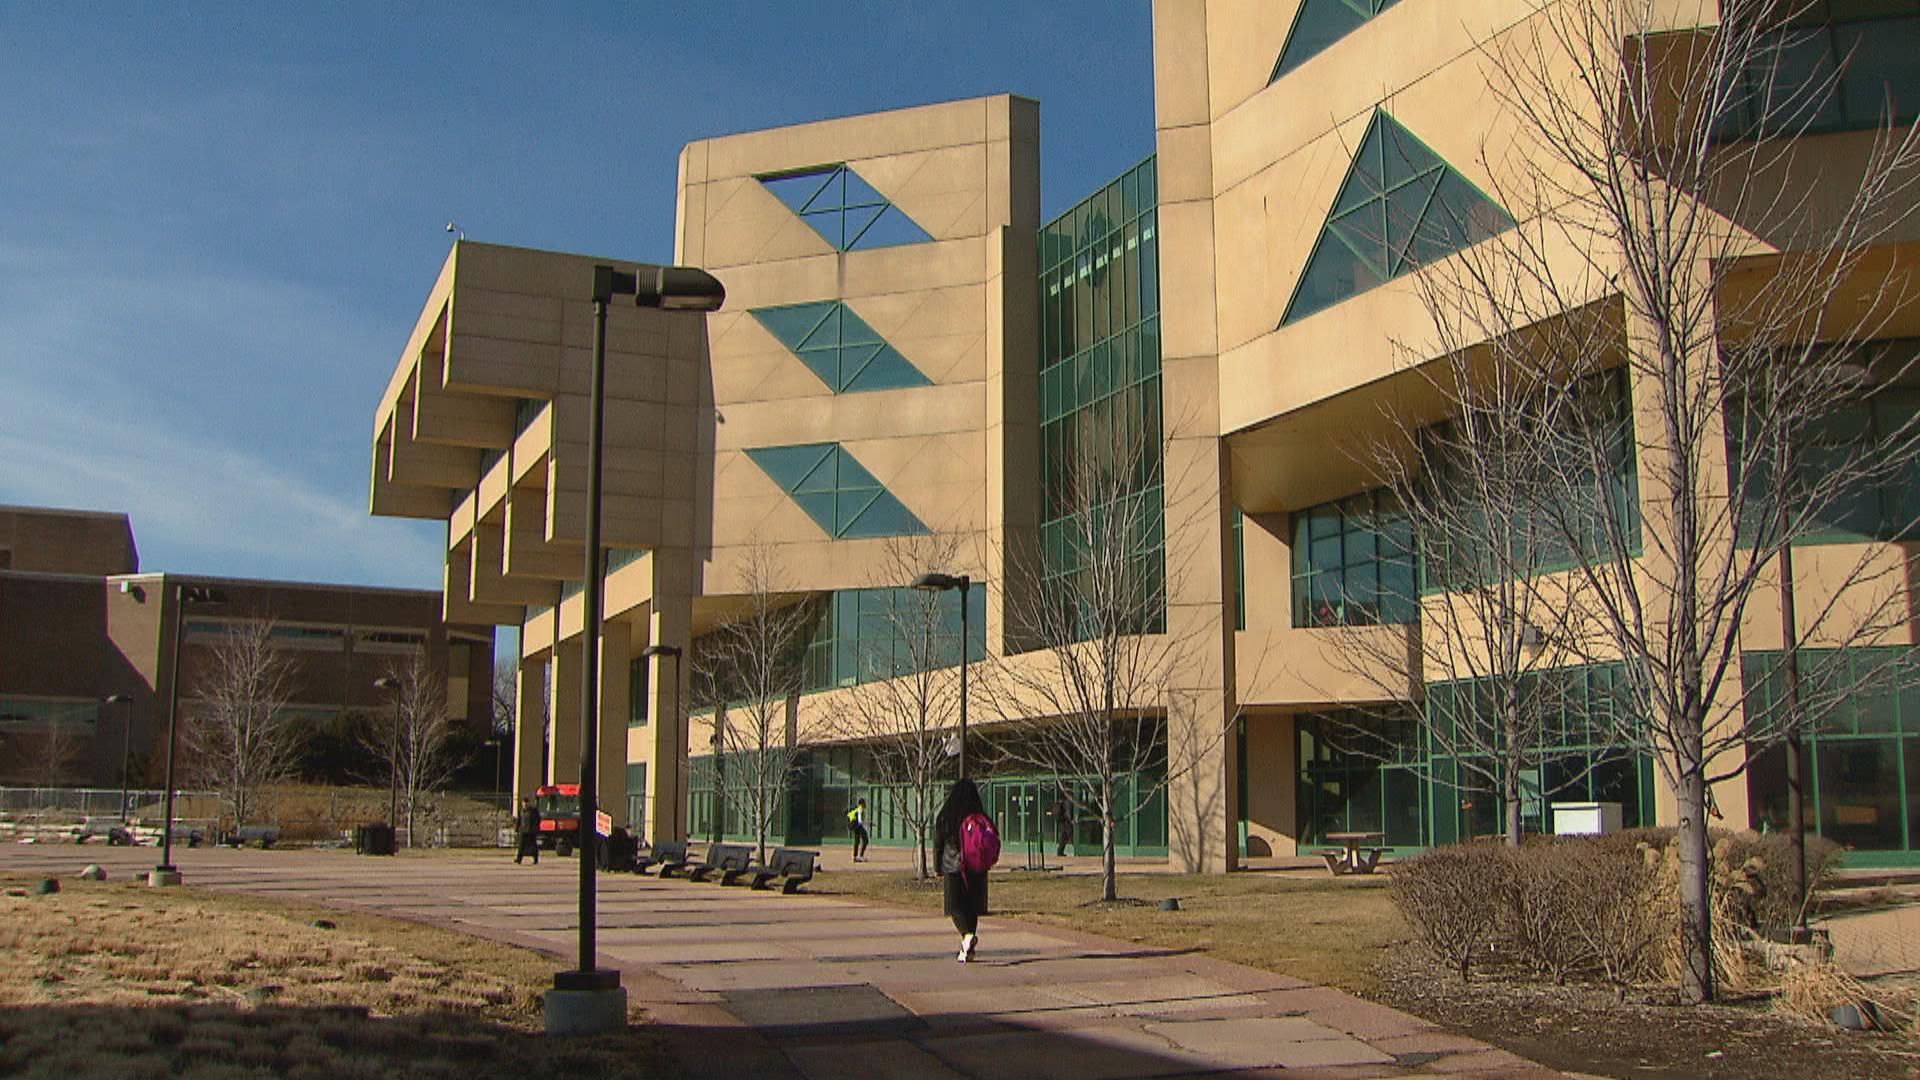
[0,3,1154,666]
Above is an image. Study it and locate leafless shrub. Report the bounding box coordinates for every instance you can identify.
[1507,844,1596,984]
[1553,840,1665,998]
[1391,845,1514,981]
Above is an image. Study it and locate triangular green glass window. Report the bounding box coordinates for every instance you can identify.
[1280,111,1516,326]
[1270,0,1399,85]
[758,164,934,251]
[746,443,928,539]
[750,300,931,393]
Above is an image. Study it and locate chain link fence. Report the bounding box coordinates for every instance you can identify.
[0,785,514,848]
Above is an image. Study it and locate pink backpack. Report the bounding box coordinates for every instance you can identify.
[959,812,1000,874]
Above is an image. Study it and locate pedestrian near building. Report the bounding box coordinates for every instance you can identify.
[848,797,870,862]
[934,778,999,963]
[1053,788,1074,857]
[514,797,541,865]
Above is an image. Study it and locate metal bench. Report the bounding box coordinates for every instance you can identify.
[635,839,686,875]
[223,825,280,849]
[687,843,752,883]
[745,847,819,894]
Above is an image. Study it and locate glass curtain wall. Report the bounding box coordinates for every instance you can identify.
[1744,647,1920,861]
[1714,2,1920,141]
[684,733,1170,857]
[1294,662,1655,849]
[1037,155,1165,637]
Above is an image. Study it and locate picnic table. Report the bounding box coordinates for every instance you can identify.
[1317,831,1388,876]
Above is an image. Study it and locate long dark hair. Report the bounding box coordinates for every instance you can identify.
[933,778,986,861]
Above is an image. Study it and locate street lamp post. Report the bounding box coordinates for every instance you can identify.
[639,643,682,844]
[152,583,226,887]
[911,572,972,780]
[107,694,132,824]
[546,263,723,1038]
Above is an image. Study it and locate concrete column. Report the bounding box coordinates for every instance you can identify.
[1155,0,1238,873]
[596,619,632,828]
[548,640,582,785]
[645,548,694,845]
[511,656,546,805]
[1619,282,1752,827]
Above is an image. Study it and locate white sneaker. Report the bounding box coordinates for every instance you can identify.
[961,933,977,962]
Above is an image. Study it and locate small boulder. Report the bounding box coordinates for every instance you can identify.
[78,864,106,881]
[33,878,59,895]
[309,918,336,930]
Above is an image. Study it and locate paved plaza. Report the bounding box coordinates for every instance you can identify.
[0,844,1569,1079]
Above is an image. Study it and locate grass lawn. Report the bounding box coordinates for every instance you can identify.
[817,868,1407,994]
[0,873,665,1079]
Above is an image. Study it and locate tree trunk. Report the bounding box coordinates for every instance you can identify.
[1100,776,1117,902]
[1504,790,1523,849]
[1675,771,1716,1004]
[916,829,929,880]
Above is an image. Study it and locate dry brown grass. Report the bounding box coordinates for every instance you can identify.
[818,869,1406,993]
[0,874,665,1079]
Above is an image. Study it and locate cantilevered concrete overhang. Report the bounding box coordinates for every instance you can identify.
[370,240,714,626]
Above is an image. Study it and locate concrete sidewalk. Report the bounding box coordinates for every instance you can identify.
[1,843,1566,1079]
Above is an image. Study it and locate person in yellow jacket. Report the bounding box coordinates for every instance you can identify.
[847,797,870,862]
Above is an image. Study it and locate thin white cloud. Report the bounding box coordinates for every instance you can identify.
[0,242,444,589]
[0,376,443,587]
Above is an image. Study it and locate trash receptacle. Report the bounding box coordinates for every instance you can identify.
[354,823,396,856]
[598,828,638,872]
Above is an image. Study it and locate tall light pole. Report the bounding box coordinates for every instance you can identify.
[911,572,972,780]
[639,643,682,843]
[106,693,132,824]
[152,583,226,887]
[547,262,723,1038]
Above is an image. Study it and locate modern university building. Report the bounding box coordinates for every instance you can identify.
[369,1,1920,868]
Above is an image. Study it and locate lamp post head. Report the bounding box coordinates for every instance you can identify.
[180,585,227,605]
[373,676,399,691]
[911,572,969,592]
[593,263,725,312]
[104,693,132,705]
[640,643,683,660]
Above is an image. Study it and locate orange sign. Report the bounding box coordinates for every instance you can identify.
[594,810,612,838]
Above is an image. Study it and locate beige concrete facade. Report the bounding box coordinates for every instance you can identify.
[369,6,1920,864]
[372,97,1042,843]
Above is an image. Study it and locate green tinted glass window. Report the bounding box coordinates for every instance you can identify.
[751,300,929,394]
[745,443,927,539]
[758,164,933,251]
[1283,111,1516,326]
[1270,0,1401,84]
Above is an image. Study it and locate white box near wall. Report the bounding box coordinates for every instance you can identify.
[1551,801,1623,836]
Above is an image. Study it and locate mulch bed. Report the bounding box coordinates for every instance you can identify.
[1370,948,1919,1079]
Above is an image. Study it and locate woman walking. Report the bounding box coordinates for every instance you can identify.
[933,778,999,963]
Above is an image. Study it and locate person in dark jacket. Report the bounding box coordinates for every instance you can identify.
[933,778,990,963]
[514,797,542,865]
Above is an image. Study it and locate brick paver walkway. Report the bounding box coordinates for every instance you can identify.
[0,843,1567,1079]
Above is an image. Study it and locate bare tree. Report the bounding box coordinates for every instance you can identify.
[690,543,814,865]
[368,649,462,848]
[490,667,516,743]
[1322,341,1633,846]
[823,533,968,878]
[1404,0,1920,1002]
[989,407,1218,902]
[184,619,302,831]
[0,709,91,797]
